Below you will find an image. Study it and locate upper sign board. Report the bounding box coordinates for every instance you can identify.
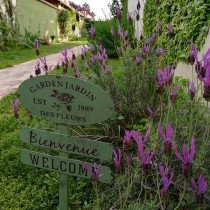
[17,75,114,125]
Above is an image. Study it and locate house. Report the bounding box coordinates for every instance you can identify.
[15,0,79,41]
[69,1,96,21]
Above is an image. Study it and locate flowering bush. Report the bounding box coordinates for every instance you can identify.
[8,0,210,209]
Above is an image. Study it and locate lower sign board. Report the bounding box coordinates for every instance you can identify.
[20,149,111,183]
[20,127,113,161]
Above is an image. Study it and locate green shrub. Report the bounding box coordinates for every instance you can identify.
[0,0,23,51]
[88,19,120,58]
[57,9,70,39]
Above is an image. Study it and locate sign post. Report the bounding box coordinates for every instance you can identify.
[58,125,70,210]
[17,75,114,209]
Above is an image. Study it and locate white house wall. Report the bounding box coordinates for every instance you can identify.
[128,0,144,39]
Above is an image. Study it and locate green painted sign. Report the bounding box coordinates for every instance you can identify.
[20,149,111,183]
[20,126,113,160]
[17,75,114,125]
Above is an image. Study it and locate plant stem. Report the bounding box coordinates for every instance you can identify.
[117,177,123,210]
[137,176,144,202]
[93,182,100,210]
[174,179,187,210]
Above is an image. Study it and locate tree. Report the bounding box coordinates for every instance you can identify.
[108,0,124,18]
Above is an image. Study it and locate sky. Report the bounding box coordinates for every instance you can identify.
[71,0,113,20]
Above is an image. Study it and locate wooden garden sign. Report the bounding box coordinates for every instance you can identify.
[17,75,114,210]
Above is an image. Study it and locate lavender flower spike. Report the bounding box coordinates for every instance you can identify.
[167,23,171,33]
[123,130,133,150]
[174,137,195,176]
[170,86,178,104]
[136,0,141,11]
[189,80,195,100]
[34,39,39,56]
[111,27,114,37]
[138,139,154,174]
[158,122,176,154]
[192,174,208,197]
[113,148,122,173]
[132,125,151,145]
[83,161,103,182]
[159,165,174,200]
[10,99,19,118]
[89,26,95,38]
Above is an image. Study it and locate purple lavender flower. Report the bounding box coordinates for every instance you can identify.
[137,137,154,174]
[136,0,141,11]
[123,130,133,150]
[158,122,175,155]
[35,61,41,76]
[56,61,60,70]
[102,48,108,60]
[104,66,112,74]
[124,154,133,166]
[156,48,165,57]
[111,27,114,37]
[69,49,76,60]
[198,59,210,101]
[97,52,103,63]
[157,69,166,94]
[191,45,199,64]
[83,162,103,182]
[174,137,195,176]
[61,49,68,63]
[150,34,155,43]
[10,99,19,118]
[118,26,123,39]
[157,21,161,33]
[89,26,95,38]
[167,23,171,33]
[34,39,39,56]
[115,5,122,21]
[27,109,33,119]
[40,57,52,75]
[74,69,80,78]
[91,55,97,64]
[147,107,159,120]
[136,57,141,65]
[170,86,179,104]
[123,30,128,41]
[189,80,195,100]
[85,60,89,70]
[132,126,151,145]
[128,12,133,24]
[144,43,150,55]
[192,174,208,202]
[189,45,196,65]
[159,165,174,200]
[136,10,140,21]
[89,44,95,53]
[113,148,122,173]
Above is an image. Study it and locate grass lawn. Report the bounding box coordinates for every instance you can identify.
[0,41,88,70]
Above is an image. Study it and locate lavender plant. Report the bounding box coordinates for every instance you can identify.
[10,1,210,209]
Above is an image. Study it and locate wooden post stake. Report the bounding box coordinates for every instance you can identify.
[58,125,70,210]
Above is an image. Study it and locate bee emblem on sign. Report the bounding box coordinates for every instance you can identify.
[51,90,75,112]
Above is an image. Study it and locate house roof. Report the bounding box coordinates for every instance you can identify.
[69,1,96,20]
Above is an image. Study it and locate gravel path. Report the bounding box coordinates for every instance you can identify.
[0,45,85,100]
